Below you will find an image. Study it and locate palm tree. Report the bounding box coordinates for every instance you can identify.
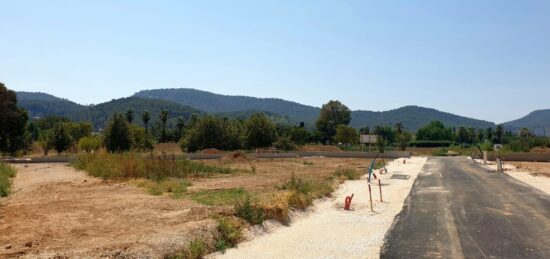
[160,109,169,142]
[141,111,150,133]
[125,108,134,124]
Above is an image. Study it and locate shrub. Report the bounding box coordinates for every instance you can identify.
[167,240,206,259]
[215,218,242,252]
[0,162,16,197]
[234,197,265,225]
[273,136,297,151]
[78,135,102,153]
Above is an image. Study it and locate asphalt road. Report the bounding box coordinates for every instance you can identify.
[381,157,550,259]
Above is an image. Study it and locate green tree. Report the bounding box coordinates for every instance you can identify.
[78,135,102,153]
[181,116,243,152]
[69,122,93,152]
[176,117,185,140]
[486,127,494,143]
[52,123,73,155]
[416,121,452,141]
[334,125,357,150]
[130,125,154,151]
[125,108,134,124]
[395,122,404,134]
[288,126,310,146]
[316,100,351,144]
[141,111,151,133]
[396,131,412,151]
[104,113,132,153]
[0,83,29,156]
[494,125,504,144]
[160,109,169,142]
[38,130,54,156]
[374,126,395,153]
[244,113,277,149]
[457,127,468,144]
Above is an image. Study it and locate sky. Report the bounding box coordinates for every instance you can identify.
[1,0,549,123]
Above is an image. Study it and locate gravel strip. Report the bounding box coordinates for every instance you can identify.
[212,157,428,259]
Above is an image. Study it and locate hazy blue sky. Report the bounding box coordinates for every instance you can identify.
[1,1,549,123]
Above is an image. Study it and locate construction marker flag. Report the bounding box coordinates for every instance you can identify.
[367,155,379,182]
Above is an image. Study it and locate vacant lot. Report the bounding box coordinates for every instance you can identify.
[0,157,374,258]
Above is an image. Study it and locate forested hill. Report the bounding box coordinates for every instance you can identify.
[351,106,495,131]
[17,91,86,118]
[19,90,500,131]
[134,88,496,131]
[17,92,203,129]
[133,88,320,126]
[503,109,550,135]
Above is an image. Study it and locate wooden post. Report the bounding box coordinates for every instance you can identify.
[368,183,374,212]
[378,179,383,202]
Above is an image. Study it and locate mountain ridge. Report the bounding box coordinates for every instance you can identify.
[17,89,541,132]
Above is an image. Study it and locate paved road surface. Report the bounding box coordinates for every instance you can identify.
[381,157,550,258]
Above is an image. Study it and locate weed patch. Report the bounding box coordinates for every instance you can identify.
[166,240,206,259]
[333,167,362,180]
[0,162,16,197]
[235,197,265,225]
[132,178,192,198]
[215,218,242,252]
[189,188,250,206]
[72,152,233,181]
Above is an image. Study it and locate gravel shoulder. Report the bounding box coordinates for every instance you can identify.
[477,159,550,195]
[213,157,427,259]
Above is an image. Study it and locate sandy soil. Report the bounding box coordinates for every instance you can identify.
[477,160,550,196]
[0,163,217,258]
[212,157,428,259]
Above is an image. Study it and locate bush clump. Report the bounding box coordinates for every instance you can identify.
[234,197,265,225]
[0,162,16,197]
[215,218,242,252]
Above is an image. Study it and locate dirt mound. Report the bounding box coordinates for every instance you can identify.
[222,151,249,162]
[298,145,343,152]
[201,148,223,154]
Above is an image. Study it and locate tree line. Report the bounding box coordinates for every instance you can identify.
[1,82,548,156]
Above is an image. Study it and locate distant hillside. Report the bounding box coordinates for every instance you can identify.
[17,92,86,118]
[17,92,203,129]
[134,88,496,131]
[18,89,505,132]
[351,106,495,131]
[216,110,294,125]
[133,88,319,126]
[503,109,550,136]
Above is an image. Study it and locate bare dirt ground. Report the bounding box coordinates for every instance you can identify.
[191,157,371,192]
[213,157,428,259]
[0,163,217,258]
[0,157,375,258]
